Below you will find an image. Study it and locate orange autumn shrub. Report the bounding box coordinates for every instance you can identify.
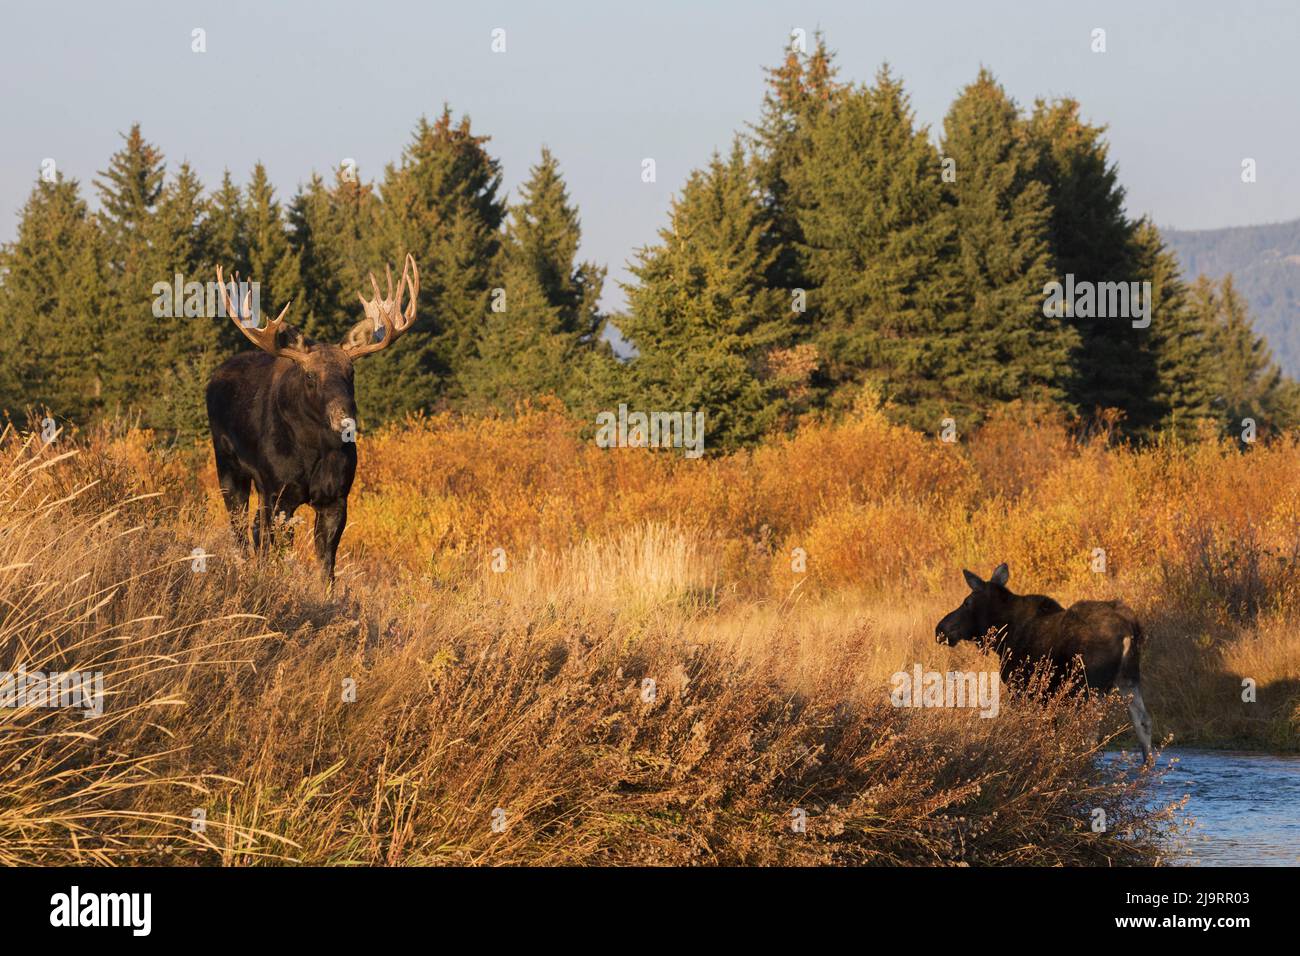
[328,399,1300,620]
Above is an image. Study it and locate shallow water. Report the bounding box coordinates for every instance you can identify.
[1114,748,1300,866]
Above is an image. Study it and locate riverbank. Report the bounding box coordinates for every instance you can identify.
[2,423,1187,865]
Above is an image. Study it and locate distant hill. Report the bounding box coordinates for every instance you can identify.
[1162,219,1300,377]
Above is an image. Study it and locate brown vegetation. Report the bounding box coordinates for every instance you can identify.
[12,396,1299,865]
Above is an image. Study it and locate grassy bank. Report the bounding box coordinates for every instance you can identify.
[8,400,1300,864]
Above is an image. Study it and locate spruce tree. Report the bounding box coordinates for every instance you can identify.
[749,33,843,292]
[146,164,217,356]
[369,107,506,420]
[289,167,382,346]
[208,171,247,271]
[463,148,609,410]
[940,70,1076,413]
[620,142,790,451]
[1026,98,1158,430]
[0,175,108,423]
[1129,219,1217,436]
[142,163,225,439]
[462,259,576,410]
[95,124,167,407]
[243,162,303,329]
[95,124,165,265]
[506,149,577,310]
[206,171,249,354]
[1196,274,1300,434]
[790,67,965,429]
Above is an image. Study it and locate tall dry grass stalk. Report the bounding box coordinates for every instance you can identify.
[0,426,288,863]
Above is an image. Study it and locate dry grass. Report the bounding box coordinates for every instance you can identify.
[12,396,1299,865]
[342,397,1300,748]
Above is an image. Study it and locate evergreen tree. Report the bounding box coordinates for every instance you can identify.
[208,171,247,271]
[464,148,610,410]
[95,124,167,406]
[0,175,108,422]
[1129,219,1217,436]
[243,162,303,328]
[206,171,249,354]
[1195,274,1300,434]
[1026,98,1157,430]
[505,147,604,339]
[620,142,790,450]
[790,67,965,428]
[146,164,218,357]
[141,163,226,440]
[505,148,577,310]
[749,33,843,291]
[462,259,576,410]
[95,124,165,264]
[289,167,383,346]
[369,107,506,420]
[940,69,1077,412]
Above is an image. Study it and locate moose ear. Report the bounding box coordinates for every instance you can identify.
[990,563,1009,586]
[962,569,983,590]
[341,317,383,351]
[275,323,314,353]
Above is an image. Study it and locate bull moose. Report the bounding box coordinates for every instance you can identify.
[205,255,418,583]
[935,563,1154,762]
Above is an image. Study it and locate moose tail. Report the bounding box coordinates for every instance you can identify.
[1118,619,1144,686]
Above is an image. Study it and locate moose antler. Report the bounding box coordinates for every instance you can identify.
[215,265,308,361]
[346,254,419,357]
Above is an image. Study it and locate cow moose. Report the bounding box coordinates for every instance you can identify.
[205,255,418,583]
[935,563,1154,762]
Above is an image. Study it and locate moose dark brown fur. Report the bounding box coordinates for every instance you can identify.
[205,256,418,583]
[935,563,1153,761]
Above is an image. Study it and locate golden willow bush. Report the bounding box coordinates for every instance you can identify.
[7,396,1300,865]
[348,397,1300,607]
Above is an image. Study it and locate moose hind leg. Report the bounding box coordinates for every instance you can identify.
[251,488,278,554]
[1117,678,1154,763]
[216,458,252,550]
[252,489,303,555]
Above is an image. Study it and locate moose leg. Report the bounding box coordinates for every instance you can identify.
[251,487,276,554]
[252,489,304,555]
[216,459,252,549]
[1117,678,1154,763]
[313,500,347,584]
[272,492,304,550]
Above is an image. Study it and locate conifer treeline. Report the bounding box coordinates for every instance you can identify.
[0,109,614,438]
[1,38,1294,447]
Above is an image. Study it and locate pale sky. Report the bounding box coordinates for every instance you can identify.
[2,0,1297,315]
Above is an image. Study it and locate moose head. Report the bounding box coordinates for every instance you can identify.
[215,254,418,435]
[935,562,1011,646]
